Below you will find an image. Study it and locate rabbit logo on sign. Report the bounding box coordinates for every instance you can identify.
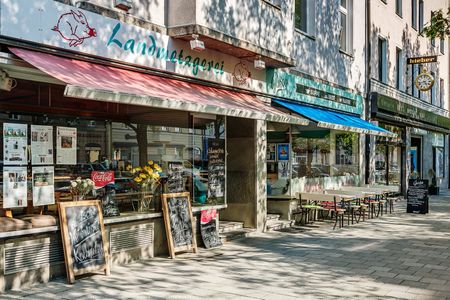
[52,10,97,47]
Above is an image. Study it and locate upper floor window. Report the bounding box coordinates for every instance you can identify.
[412,64,419,97]
[339,0,352,53]
[396,0,402,17]
[396,48,404,91]
[430,71,436,105]
[440,78,445,108]
[411,0,417,29]
[295,0,315,35]
[418,0,424,32]
[378,37,388,84]
[440,38,445,54]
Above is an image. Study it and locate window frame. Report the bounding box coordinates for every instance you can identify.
[418,0,424,32]
[440,38,445,54]
[339,0,352,53]
[411,0,417,30]
[378,37,388,84]
[396,0,402,17]
[294,0,315,36]
[440,78,445,108]
[395,47,404,90]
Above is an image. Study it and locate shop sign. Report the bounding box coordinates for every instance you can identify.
[267,69,363,115]
[377,94,450,129]
[407,55,438,65]
[91,171,115,188]
[0,0,266,92]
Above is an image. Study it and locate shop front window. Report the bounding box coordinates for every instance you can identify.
[0,110,226,231]
[291,129,359,178]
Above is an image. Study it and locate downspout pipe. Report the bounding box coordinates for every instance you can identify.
[365,0,372,185]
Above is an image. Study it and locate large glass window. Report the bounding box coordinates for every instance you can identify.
[0,110,226,221]
[396,48,404,91]
[375,124,404,186]
[411,0,417,29]
[291,129,359,178]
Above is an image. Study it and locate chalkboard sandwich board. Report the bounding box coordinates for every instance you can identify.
[200,209,222,249]
[58,200,110,283]
[407,179,429,214]
[162,192,198,258]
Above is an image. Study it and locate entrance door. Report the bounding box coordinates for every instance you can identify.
[410,137,422,178]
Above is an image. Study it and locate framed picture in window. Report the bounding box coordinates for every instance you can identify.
[267,143,276,161]
[277,143,289,161]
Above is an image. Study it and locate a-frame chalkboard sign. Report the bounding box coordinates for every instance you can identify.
[162,192,198,258]
[58,200,110,284]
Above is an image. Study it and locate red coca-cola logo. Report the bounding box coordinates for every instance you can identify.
[91,171,115,188]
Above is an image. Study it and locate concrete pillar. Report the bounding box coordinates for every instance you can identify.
[255,120,267,232]
[221,117,267,231]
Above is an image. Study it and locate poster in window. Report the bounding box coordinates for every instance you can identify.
[57,127,77,165]
[3,166,27,208]
[278,161,290,179]
[32,166,55,206]
[3,123,27,165]
[267,143,276,161]
[435,147,444,178]
[277,143,289,161]
[31,125,54,165]
[335,134,353,165]
[208,139,225,200]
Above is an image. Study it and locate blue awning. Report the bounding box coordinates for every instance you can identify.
[273,99,396,137]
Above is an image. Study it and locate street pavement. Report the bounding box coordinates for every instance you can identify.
[4,192,450,299]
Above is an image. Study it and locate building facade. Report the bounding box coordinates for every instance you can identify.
[0,0,438,292]
[367,0,450,194]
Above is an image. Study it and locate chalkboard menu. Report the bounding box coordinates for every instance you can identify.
[207,139,225,200]
[58,200,109,283]
[101,188,120,218]
[200,209,222,249]
[162,192,198,258]
[407,179,429,214]
[167,161,184,193]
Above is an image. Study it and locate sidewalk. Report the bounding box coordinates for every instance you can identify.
[4,193,450,299]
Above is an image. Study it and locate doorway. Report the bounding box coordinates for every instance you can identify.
[410,136,422,178]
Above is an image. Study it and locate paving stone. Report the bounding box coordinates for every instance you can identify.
[395,274,423,282]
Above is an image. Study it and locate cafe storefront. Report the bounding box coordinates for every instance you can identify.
[264,70,395,219]
[0,0,306,291]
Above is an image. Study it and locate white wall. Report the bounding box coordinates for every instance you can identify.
[370,0,449,109]
[291,0,367,94]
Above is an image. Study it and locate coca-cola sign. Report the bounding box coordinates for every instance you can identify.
[91,171,115,188]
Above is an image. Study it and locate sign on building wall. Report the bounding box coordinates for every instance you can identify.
[0,0,266,92]
[266,69,364,115]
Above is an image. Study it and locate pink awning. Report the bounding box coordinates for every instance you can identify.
[9,47,308,125]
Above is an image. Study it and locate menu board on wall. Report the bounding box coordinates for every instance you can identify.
[2,166,27,208]
[58,200,109,283]
[57,127,77,165]
[32,166,55,206]
[407,179,429,214]
[167,161,184,193]
[31,125,54,165]
[207,139,225,200]
[3,123,27,165]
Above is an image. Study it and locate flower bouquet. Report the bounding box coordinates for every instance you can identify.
[128,161,162,211]
[70,177,95,201]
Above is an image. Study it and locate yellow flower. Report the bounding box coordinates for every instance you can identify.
[146,168,154,175]
[126,165,132,171]
[147,160,154,166]
[134,177,142,183]
[151,173,160,180]
[140,173,147,179]
[135,167,142,172]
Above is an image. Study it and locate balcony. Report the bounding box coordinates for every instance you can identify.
[166,0,295,68]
